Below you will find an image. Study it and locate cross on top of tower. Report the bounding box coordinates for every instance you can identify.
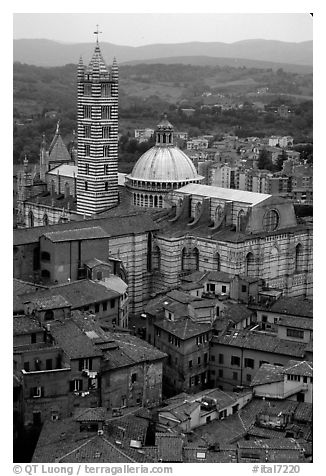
[94,24,102,43]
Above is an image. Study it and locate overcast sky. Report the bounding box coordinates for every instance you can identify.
[13,13,312,46]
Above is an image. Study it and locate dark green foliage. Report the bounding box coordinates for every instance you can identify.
[13,62,312,168]
[257,149,274,171]
[293,143,313,164]
[275,149,288,172]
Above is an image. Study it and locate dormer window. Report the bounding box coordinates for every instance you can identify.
[263,209,279,232]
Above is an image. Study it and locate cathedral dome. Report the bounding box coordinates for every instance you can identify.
[126,114,203,209]
[129,146,200,183]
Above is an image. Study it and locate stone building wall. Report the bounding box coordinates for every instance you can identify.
[101,360,163,409]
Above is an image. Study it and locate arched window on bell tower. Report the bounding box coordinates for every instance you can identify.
[155,113,174,146]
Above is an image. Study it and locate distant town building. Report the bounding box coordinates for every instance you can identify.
[134,128,155,143]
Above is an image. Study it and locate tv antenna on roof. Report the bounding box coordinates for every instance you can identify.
[94,24,102,43]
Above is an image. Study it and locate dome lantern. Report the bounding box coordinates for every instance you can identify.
[155,113,174,146]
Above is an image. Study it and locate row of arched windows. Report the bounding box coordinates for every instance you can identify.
[133,193,163,208]
[152,244,304,277]
[152,245,222,273]
[129,179,200,190]
[28,211,67,228]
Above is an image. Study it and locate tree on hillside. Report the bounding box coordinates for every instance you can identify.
[257,149,274,171]
[275,149,288,172]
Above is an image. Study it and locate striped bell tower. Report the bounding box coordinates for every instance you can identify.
[77,31,119,216]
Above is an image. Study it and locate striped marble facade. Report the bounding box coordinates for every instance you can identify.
[77,43,119,215]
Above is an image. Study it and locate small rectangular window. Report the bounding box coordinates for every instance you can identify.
[241,285,247,292]
[110,299,115,308]
[231,355,241,366]
[31,333,37,344]
[46,359,52,370]
[219,353,224,364]
[131,373,137,383]
[244,358,254,369]
[103,301,107,311]
[189,360,193,368]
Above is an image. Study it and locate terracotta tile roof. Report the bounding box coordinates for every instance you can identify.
[166,289,198,304]
[105,413,149,446]
[283,360,313,377]
[24,294,71,310]
[251,363,284,386]
[13,212,159,246]
[163,300,188,316]
[23,280,120,309]
[190,299,217,309]
[13,278,48,295]
[59,436,135,463]
[155,317,211,340]
[156,433,184,462]
[190,412,246,446]
[32,417,136,463]
[84,258,108,268]
[159,400,200,422]
[270,297,313,318]
[103,333,167,369]
[212,330,307,358]
[74,407,107,422]
[238,438,303,450]
[180,282,203,291]
[13,316,43,335]
[247,426,287,439]
[206,271,233,282]
[183,447,237,463]
[192,387,243,409]
[222,302,253,324]
[182,271,207,283]
[278,316,313,330]
[49,320,102,359]
[14,342,62,354]
[44,226,110,242]
[13,279,48,313]
[258,400,298,417]
[32,418,93,463]
[294,403,313,423]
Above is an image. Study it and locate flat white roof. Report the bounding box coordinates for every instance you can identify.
[176,183,271,205]
[47,164,77,178]
[48,166,127,186]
